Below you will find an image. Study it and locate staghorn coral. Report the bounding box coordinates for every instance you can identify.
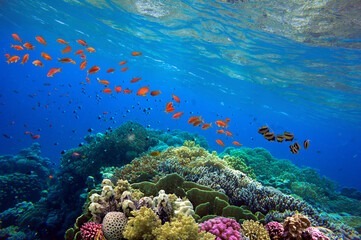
[282,213,311,240]
[123,206,162,240]
[102,212,127,240]
[241,220,270,240]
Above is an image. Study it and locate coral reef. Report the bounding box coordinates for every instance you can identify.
[265,221,284,240]
[80,222,103,240]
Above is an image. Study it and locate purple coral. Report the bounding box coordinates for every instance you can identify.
[302,227,330,240]
[80,222,103,240]
[199,217,243,240]
[265,221,284,240]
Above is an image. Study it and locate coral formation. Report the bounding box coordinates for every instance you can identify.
[80,222,103,240]
[102,212,127,240]
[265,221,284,240]
[241,219,270,240]
[282,213,311,239]
[199,217,242,240]
[123,206,161,240]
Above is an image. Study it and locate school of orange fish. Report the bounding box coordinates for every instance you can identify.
[5,33,309,154]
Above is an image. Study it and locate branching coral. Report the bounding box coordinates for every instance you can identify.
[241,220,270,240]
[123,206,162,240]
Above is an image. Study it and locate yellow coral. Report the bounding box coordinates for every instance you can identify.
[153,214,215,240]
[242,220,270,240]
[123,207,161,240]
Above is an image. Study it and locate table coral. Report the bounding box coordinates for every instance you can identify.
[199,217,243,240]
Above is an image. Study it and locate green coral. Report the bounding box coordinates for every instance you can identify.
[123,207,162,240]
[223,155,256,179]
[153,214,215,240]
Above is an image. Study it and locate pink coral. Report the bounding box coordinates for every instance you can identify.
[302,227,330,240]
[199,217,243,240]
[265,221,284,240]
[80,222,103,240]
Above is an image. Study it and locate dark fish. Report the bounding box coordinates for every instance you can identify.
[289,145,298,154]
[88,128,93,133]
[264,132,275,141]
[2,134,11,139]
[276,135,284,142]
[293,142,301,150]
[283,131,294,141]
[258,126,269,135]
[303,139,310,149]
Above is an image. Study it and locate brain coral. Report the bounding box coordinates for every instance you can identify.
[241,220,270,240]
[102,212,127,240]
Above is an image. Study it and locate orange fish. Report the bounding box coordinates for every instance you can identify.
[216,129,225,134]
[32,60,43,67]
[23,42,35,50]
[232,141,242,147]
[172,112,184,119]
[201,123,212,130]
[136,86,149,96]
[11,33,22,42]
[6,55,20,64]
[102,88,112,94]
[35,36,47,45]
[4,53,10,59]
[121,67,128,72]
[130,77,142,83]
[225,130,233,137]
[123,88,132,94]
[150,90,161,96]
[119,60,127,65]
[11,45,24,50]
[80,54,86,60]
[31,134,41,139]
[114,86,122,93]
[86,47,96,53]
[97,79,110,85]
[188,116,202,124]
[41,52,52,61]
[193,119,203,127]
[216,139,225,147]
[21,54,29,64]
[58,57,76,64]
[131,51,142,56]
[215,120,227,128]
[172,94,180,103]
[57,38,68,44]
[165,102,175,113]
[106,68,115,73]
[47,67,61,77]
[74,49,84,55]
[80,60,87,70]
[61,45,72,54]
[87,65,100,74]
[77,39,87,46]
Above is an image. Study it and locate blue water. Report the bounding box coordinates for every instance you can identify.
[1,0,361,190]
